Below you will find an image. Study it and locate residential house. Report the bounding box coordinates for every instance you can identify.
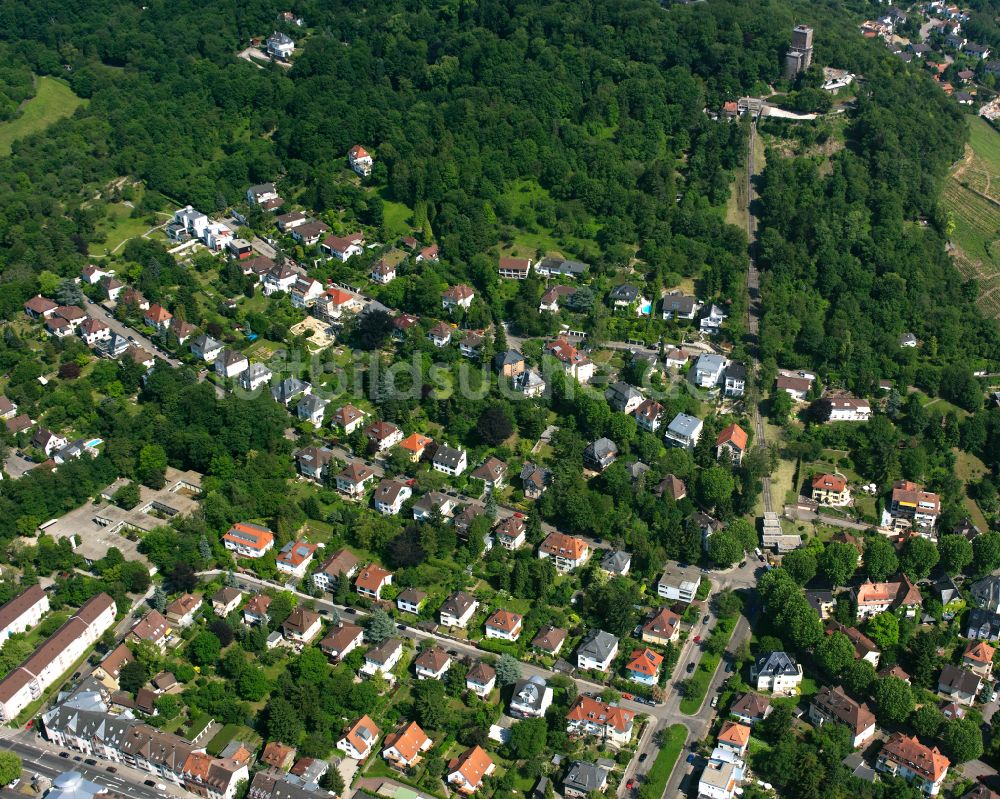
[0,396,16,421]
[239,363,272,392]
[492,350,526,378]
[876,733,950,796]
[291,221,329,246]
[730,693,771,726]
[657,563,701,603]
[562,761,609,799]
[283,607,322,645]
[294,446,335,483]
[494,516,526,550]
[812,474,850,505]
[261,741,296,771]
[33,429,68,457]
[320,622,364,661]
[373,479,412,516]
[642,608,681,646]
[414,646,452,680]
[810,686,876,748]
[967,608,1000,642]
[545,339,595,383]
[321,234,364,262]
[509,675,553,718]
[751,651,803,694]
[365,421,403,453]
[331,404,366,435]
[93,643,134,690]
[699,304,727,335]
[447,746,495,794]
[539,285,576,312]
[312,549,360,593]
[935,575,964,618]
[583,437,618,471]
[144,304,172,332]
[664,413,703,450]
[275,211,307,232]
[78,318,111,347]
[428,321,452,347]
[262,264,298,296]
[698,757,744,799]
[531,625,567,657]
[396,588,427,615]
[609,284,646,312]
[823,397,872,422]
[399,432,432,462]
[661,293,700,320]
[498,257,532,280]
[290,277,324,308]
[534,257,587,278]
[242,595,271,627]
[439,591,479,629]
[693,354,727,389]
[625,648,663,685]
[432,444,467,476]
[605,382,645,414]
[296,394,329,427]
[826,620,880,666]
[890,480,941,530]
[716,424,748,465]
[600,550,631,577]
[210,588,243,618]
[168,318,195,344]
[442,284,475,311]
[276,541,317,579]
[266,32,294,59]
[717,721,752,758]
[355,564,393,600]
[724,362,747,397]
[215,350,249,380]
[938,664,982,706]
[465,662,497,698]
[362,639,403,678]
[191,335,224,363]
[412,491,458,521]
[416,244,439,263]
[337,715,380,760]
[471,457,508,491]
[565,695,634,746]
[539,532,590,573]
[776,375,813,402]
[520,462,552,499]
[335,462,376,498]
[654,474,687,501]
[576,629,619,672]
[971,576,1000,613]
[371,260,396,284]
[223,523,275,559]
[852,576,923,619]
[128,610,169,652]
[45,316,72,338]
[485,609,523,641]
[631,398,665,433]
[664,347,691,370]
[159,595,198,633]
[348,145,374,176]
[963,641,995,679]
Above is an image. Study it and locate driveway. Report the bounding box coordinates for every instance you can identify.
[3,453,37,479]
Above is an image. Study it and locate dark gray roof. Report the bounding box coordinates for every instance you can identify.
[939,663,981,695]
[725,362,747,380]
[563,761,609,794]
[754,651,799,678]
[610,284,640,302]
[586,437,618,460]
[433,444,466,468]
[601,550,631,573]
[493,350,525,368]
[577,629,618,661]
[511,676,549,712]
[967,608,1000,637]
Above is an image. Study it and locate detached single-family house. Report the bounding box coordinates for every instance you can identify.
[509,675,553,718]
[297,394,330,427]
[576,629,619,672]
[414,646,452,680]
[165,594,201,629]
[362,638,403,678]
[626,648,663,685]
[716,424,748,465]
[373,479,412,516]
[658,563,701,603]
[242,595,271,627]
[466,661,496,698]
[699,304,727,335]
[332,404,366,434]
[396,588,427,615]
[215,349,249,379]
[471,457,508,491]
[606,382,645,414]
[731,692,771,726]
[442,285,475,311]
[875,733,950,796]
[664,413,703,450]
[484,609,523,641]
[266,32,294,60]
[336,462,376,498]
[432,444,467,477]
[717,721,752,758]
[348,145,374,177]
[565,695,635,746]
[531,625,567,657]
[144,304,172,332]
[338,715,380,760]
[321,234,364,262]
[447,746,495,795]
[642,608,681,645]
[633,399,664,432]
[321,622,365,662]
[191,335,224,363]
[211,588,243,617]
[382,721,432,769]
[365,421,403,452]
[545,339,595,383]
[662,293,700,320]
[812,473,850,505]
[563,761,610,799]
[498,257,532,280]
[938,664,982,706]
[283,607,322,644]
[223,522,275,559]
[539,532,590,572]
[312,549,360,593]
[355,564,393,600]
[439,591,479,629]
[239,362,272,392]
[751,651,803,694]
[276,540,317,579]
[583,438,618,471]
[809,686,876,748]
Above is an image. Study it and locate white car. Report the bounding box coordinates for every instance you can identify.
[711,696,719,708]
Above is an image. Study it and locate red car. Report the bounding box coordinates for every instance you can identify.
[626,779,636,790]
[621,692,634,701]
[693,635,701,643]
[24,719,33,729]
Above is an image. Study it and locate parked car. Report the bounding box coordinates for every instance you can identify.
[686,754,697,764]
[693,635,701,643]
[638,753,648,763]
[626,779,636,789]
[686,662,696,673]
[711,696,719,708]
[105,767,117,774]
[84,758,97,766]
[59,752,70,759]
[144,781,157,787]
[621,692,634,700]
[702,614,710,624]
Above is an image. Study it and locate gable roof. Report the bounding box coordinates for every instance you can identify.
[485,609,522,634]
[355,564,392,591]
[643,608,681,639]
[531,625,567,653]
[715,423,748,451]
[448,745,494,789]
[880,733,949,782]
[812,685,875,735]
[566,695,634,732]
[731,692,770,720]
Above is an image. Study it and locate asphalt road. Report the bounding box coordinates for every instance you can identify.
[83,300,180,367]
[0,729,181,799]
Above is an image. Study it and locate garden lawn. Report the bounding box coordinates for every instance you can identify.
[640,724,687,797]
[0,76,87,156]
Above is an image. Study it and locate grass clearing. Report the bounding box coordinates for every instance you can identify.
[641,724,688,797]
[89,204,167,257]
[944,116,1000,318]
[378,188,414,238]
[0,76,87,156]
[954,448,991,531]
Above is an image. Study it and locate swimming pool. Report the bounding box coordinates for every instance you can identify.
[85,438,103,448]
[640,302,652,315]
